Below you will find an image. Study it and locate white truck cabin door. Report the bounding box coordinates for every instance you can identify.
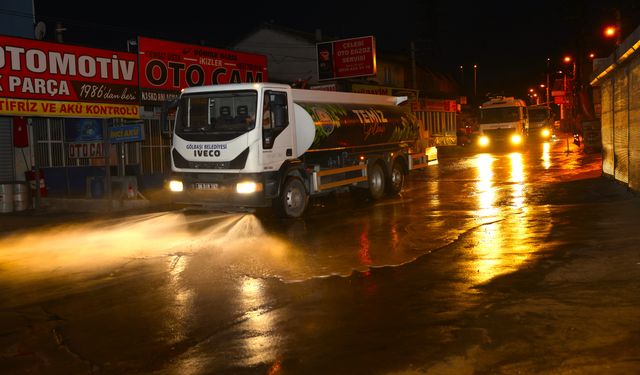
[260,90,295,170]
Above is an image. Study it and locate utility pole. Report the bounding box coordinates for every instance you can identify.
[615,9,622,46]
[546,58,550,105]
[55,22,65,43]
[473,64,477,99]
[410,41,417,90]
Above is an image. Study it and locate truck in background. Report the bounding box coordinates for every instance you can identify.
[476,96,528,148]
[526,105,554,141]
[164,83,437,218]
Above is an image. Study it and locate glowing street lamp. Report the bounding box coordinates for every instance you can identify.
[604,26,617,38]
[604,10,621,46]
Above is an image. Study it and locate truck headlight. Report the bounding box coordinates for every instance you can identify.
[478,136,489,147]
[541,128,550,138]
[168,180,183,192]
[236,181,262,194]
[510,134,522,145]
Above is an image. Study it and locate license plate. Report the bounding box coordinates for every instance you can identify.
[193,182,219,190]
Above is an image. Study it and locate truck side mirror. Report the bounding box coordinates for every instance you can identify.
[161,99,179,137]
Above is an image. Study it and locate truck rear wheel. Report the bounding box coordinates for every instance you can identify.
[368,163,386,200]
[387,160,405,195]
[278,176,308,218]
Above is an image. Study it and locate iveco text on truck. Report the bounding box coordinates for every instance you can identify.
[164,83,437,217]
[477,96,528,148]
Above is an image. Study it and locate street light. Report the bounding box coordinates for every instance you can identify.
[604,26,617,38]
[603,9,622,46]
[561,55,577,127]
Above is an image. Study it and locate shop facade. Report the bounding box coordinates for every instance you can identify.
[0,35,267,202]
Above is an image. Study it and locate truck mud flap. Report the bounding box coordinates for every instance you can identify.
[409,147,438,170]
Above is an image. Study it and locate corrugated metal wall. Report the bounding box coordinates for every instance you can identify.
[599,46,640,190]
[613,70,629,183]
[629,58,640,190]
[601,80,614,176]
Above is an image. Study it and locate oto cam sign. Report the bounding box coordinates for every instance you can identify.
[137,37,268,106]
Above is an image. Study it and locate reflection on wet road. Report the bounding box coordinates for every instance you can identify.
[0,141,598,285]
[0,140,605,373]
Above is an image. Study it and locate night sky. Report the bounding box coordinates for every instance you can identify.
[31,0,640,99]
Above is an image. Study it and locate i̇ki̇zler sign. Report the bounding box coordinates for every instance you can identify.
[137,36,268,106]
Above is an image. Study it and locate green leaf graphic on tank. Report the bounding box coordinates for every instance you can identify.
[299,102,419,149]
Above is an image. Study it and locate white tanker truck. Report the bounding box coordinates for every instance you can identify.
[477,96,528,148]
[164,83,437,217]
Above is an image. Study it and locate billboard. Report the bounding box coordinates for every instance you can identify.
[0,35,139,118]
[351,83,418,100]
[411,99,457,113]
[137,37,268,105]
[317,36,376,81]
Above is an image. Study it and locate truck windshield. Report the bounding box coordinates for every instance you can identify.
[480,107,521,124]
[175,90,258,135]
[528,108,550,122]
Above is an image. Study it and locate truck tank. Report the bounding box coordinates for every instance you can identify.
[294,102,421,151]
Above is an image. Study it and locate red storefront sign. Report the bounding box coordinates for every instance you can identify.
[411,99,457,112]
[317,36,376,81]
[137,37,268,105]
[0,35,139,118]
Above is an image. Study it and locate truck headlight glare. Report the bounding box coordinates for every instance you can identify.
[478,136,489,147]
[169,180,183,192]
[237,181,262,194]
[541,128,550,138]
[510,134,522,145]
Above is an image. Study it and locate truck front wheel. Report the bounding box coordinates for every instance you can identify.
[278,176,308,218]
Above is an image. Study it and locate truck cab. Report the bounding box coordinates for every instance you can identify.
[526,105,553,140]
[168,83,304,209]
[477,96,528,148]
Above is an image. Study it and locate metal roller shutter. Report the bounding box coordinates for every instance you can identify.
[601,80,614,176]
[614,70,629,183]
[0,118,14,182]
[629,59,640,191]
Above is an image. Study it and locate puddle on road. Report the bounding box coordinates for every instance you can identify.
[0,148,589,286]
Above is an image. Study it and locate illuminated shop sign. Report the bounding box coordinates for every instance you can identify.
[137,36,268,105]
[0,35,139,118]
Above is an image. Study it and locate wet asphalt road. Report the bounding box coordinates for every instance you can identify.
[1,138,639,374]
